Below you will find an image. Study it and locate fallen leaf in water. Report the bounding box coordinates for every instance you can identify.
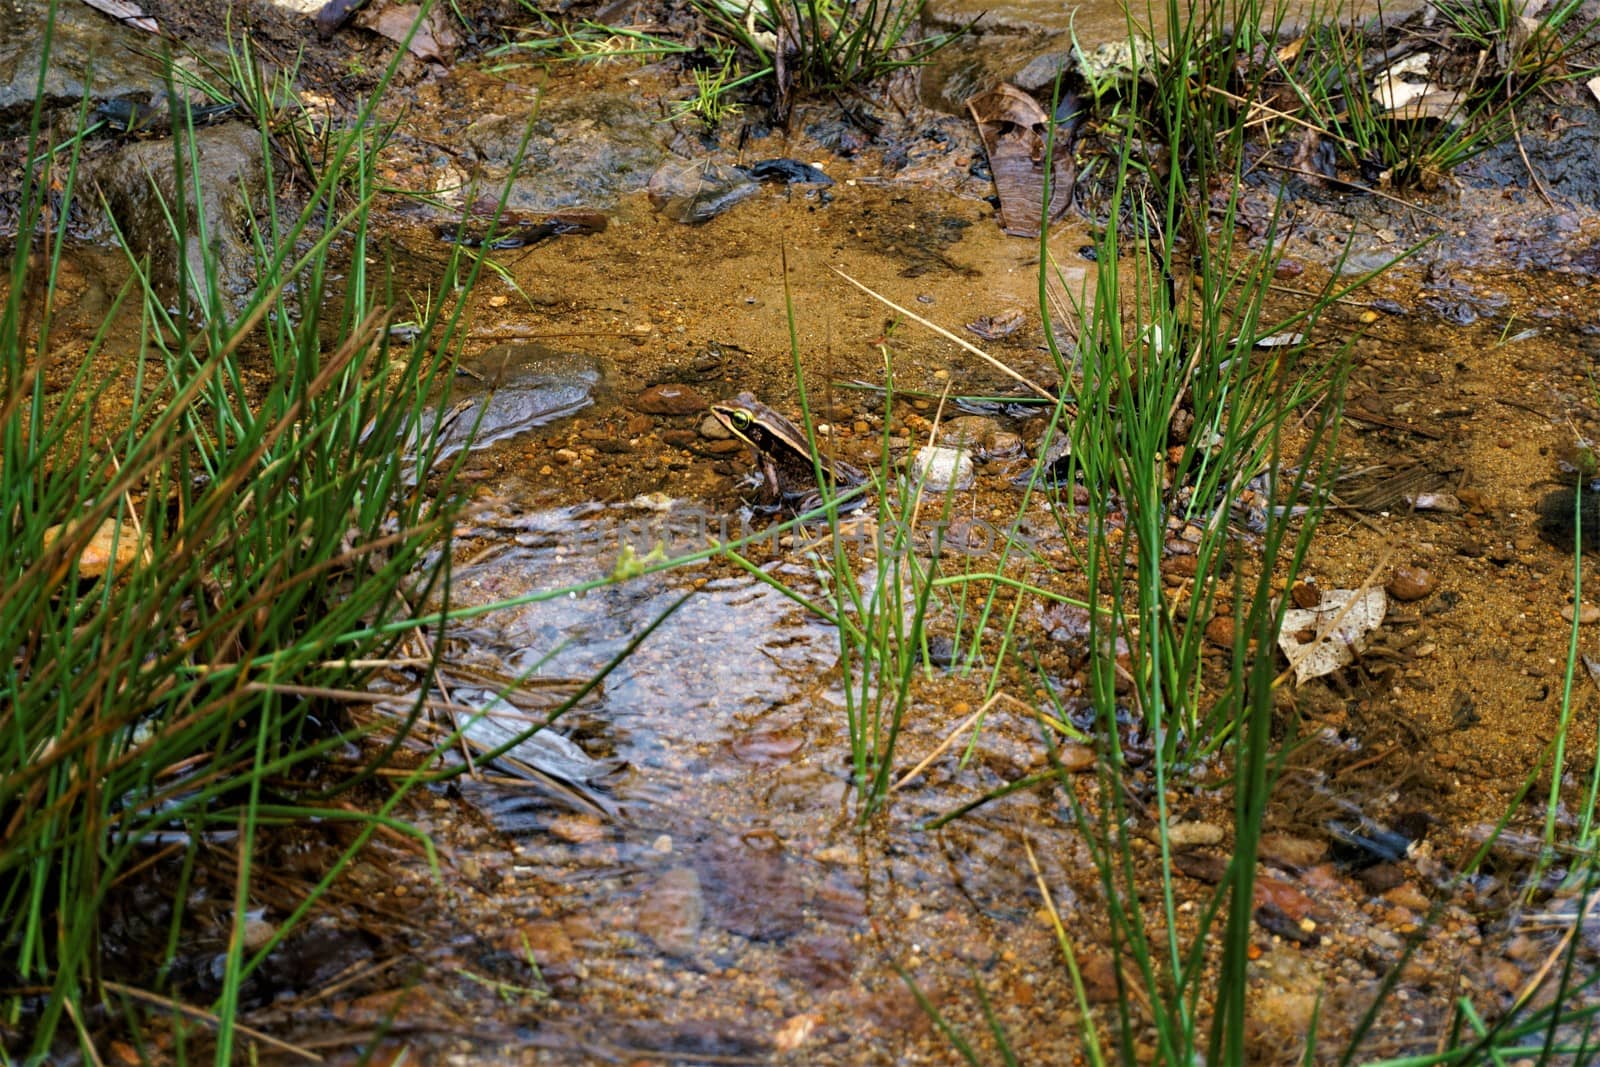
[1278,586,1387,684]
[358,2,459,62]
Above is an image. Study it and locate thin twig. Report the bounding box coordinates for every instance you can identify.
[890,692,1004,793]
[1205,84,1362,150]
[1515,881,1600,1010]
[1254,161,1451,221]
[831,268,1056,401]
[1508,102,1555,208]
[101,980,322,1062]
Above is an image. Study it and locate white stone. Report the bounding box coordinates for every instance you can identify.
[912,446,974,492]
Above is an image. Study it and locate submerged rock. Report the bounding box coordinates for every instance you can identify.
[693,829,806,942]
[422,345,603,466]
[912,444,975,492]
[647,160,759,224]
[636,866,705,958]
[466,88,669,212]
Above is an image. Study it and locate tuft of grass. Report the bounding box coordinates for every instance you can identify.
[496,0,967,124]
[1016,0,1370,1056]
[0,9,493,1058]
[488,11,694,71]
[692,0,965,114]
[669,48,754,125]
[1275,0,1599,187]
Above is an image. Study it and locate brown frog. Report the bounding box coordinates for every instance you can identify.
[709,393,868,513]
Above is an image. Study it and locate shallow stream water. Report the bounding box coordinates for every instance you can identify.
[10,0,1600,1058]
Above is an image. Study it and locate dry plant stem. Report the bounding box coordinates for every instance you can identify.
[398,590,476,775]
[243,680,510,716]
[1206,84,1362,150]
[890,691,1004,792]
[831,268,1056,401]
[1252,161,1451,220]
[1024,835,1150,1015]
[904,379,955,536]
[60,997,104,1067]
[330,798,431,855]
[465,328,645,341]
[296,957,408,1008]
[1508,103,1555,207]
[1264,281,1399,311]
[363,707,615,816]
[1516,882,1600,1010]
[100,980,322,1063]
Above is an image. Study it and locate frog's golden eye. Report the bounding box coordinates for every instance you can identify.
[731,410,753,430]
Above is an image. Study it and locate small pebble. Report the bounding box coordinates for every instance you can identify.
[1386,565,1435,601]
[1383,883,1430,912]
[1165,821,1224,848]
[1561,603,1600,624]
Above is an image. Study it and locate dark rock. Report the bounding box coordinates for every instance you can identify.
[1173,850,1228,883]
[1289,582,1321,609]
[693,829,806,942]
[1255,902,1319,945]
[1013,51,1072,92]
[0,0,172,135]
[90,123,266,312]
[1205,615,1236,649]
[1356,862,1406,894]
[464,89,668,212]
[744,158,832,185]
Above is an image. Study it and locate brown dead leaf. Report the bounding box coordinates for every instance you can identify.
[357,1,459,63]
[968,84,1075,238]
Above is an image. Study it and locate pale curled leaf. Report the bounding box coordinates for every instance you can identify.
[1278,586,1388,685]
